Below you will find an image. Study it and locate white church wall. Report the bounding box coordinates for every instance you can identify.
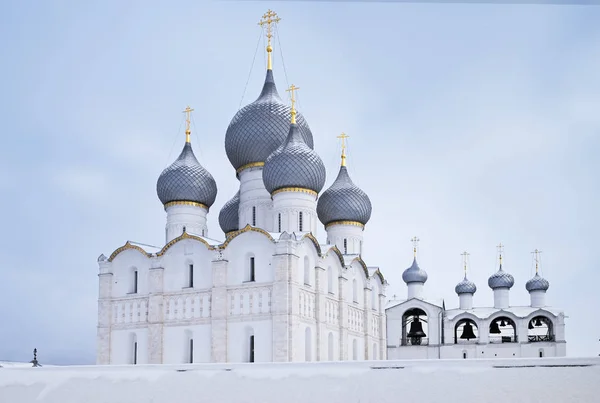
[322,328,340,361]
[110,328,148,365]
[238,167,273,231]
[272,191,318,235]
[164,204,208,242]
[325,224,363,255]
[227,320,273,362]
[160,240,214,292]
[162,324,211,364]
[224,231,274,285]
[296,323,318,362]
[110,250,151,298]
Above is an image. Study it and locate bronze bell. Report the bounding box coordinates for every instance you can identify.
[407,317,426,338]
[500,319,506,327]
[460,322,476,340]
[490,321,501,334]
[534,318,542,327]
[528,321,534,330]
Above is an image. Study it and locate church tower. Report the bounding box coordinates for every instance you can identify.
[223,10,314,232]
[317,134,372,255]
[262,84,326,234]
[156,106,218,242]
[488,243,515,309]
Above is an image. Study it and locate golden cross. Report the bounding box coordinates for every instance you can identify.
[497,242,504,266]
[336,132,350,166]
[183,106,194,143]
[531,249,542,274]
[258,9,281,70]
[461,251,470,276]
[286,84,300,123]
[411,236,420,257]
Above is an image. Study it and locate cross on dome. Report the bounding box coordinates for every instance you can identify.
[411,236,420,258]
[286,84,300,124]
[183,106,194,143]
[258,9,281,70]
[337,132,349,166]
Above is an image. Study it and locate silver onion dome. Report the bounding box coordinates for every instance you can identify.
[218,191,240,234]
[455,276,477,295]
[157,142,217,208]
[488,265,515,290]
[262,123,326,194]
[402,258,428,284]
[526,273,550,292]
[225,70,314,171]
[317,166,372,226]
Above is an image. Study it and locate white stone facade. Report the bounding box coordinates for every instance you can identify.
[97,192,386,364]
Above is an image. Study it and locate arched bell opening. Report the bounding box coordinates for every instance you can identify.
[489,316,517,343]
[454,318,479,344]
[401,308,428,346]
[527,315,555,342]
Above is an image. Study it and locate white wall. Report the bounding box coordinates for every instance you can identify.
[238,167,273,231]
[227,320,273,362]
[164,204,208,243]
[110,250,151,297]
[160,239,213,292]
[162,324,211,364]
[224,231,274,285]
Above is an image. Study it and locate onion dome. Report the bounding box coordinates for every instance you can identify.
[263,122,326,194]
[526,273,550,292]
[402,258,428,284]
[225,70,314,172]
[156,141,217,209]
[317,166,372,227]
[218,191,240,234]
[488,264,515,290]
[455,276,477,295]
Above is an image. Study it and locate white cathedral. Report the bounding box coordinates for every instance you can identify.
[95,10,566,365]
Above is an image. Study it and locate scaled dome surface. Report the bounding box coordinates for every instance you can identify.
[402,258,428,284]
[525,273,550,292]
[488,266,515,290]
[157,142,217,208]
[263,123,326,194]
[225,70,314,171]
[317,166,372,226]
[455,277,477,295]
[218,191,240,234]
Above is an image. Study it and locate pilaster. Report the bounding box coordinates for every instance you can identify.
[378,292,387,360]
[211,249,228,363]
[315,263,326,361]
[364,285,372,359]
[338,273,349,360]
[147,260,164,364]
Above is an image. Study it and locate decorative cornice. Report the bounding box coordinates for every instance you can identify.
[163,200,209,210]
[326,245,345,269]
[325,220,365,230]
[236,161,265,175]
[271,187,317,198]
[220,224,275,249]
[352,256,370,279]
[301,232,322,255]
[157,230,214,256]
[108,241,152,262]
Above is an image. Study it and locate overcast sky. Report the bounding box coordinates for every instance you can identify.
[0,0,598,364]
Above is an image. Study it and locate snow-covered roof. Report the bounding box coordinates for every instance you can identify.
[186,232,223,247]
[444,305,564,321]
[1,358,599,403]
[386,297,444,310]
[128,241,162,254]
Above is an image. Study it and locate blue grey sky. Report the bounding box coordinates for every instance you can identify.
[0,1,598,364]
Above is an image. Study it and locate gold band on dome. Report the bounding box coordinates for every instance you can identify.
[236,161,265,174]
[325,220,365,230]
[164,201,209,210]
[271,187,318,197]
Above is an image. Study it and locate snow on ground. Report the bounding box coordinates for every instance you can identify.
[1,357,599,403]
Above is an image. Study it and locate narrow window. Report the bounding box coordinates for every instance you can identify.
[188,264,194,288]
[189,339,194,363]
[278,213,281,232]
[133,270,138,294]
[250,257,255,282]
[201,229,205,236]
[299,212,303,232]
[252,206,256,226]
[183,226,186,233]
[344,239,348,254]
[463,352,467,359]
[133,341,138,365]
[249,335,255,363]
[539,350,544,358]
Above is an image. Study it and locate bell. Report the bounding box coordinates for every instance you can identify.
[460,322,476,340]
[500,319,506,327]
[490,321,501,334]
[528,321,534,330]
[407,317,426,338]
[535,318,542,327]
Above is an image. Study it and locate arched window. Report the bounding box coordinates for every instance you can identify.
[278,213,281,232]
[539,349,544,358]
[130,333,138,365]
[252,206,256,226]
[131,267,138,294]
[303,256,310,286]
[454,318,479,344]
[299,211,303,232]
[246,327,255,363]
[463,351,467,359]
[343,239,348,254]
[489,316,517,343]
[185,329,194,363]
[328,332,334,361]
[402,308,429,346]
[352,339,357,360]
[327,267,333,294]
[247,256,256,282]
[187,263,194,288]
[527,316,555,343]
[305,327,312,362]
[352,279,358,302]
